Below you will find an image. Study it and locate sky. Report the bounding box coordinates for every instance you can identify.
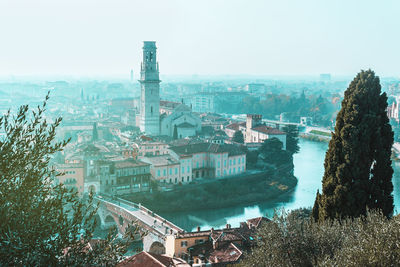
[0,0,399,78]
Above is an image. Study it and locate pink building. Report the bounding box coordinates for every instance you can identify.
[169,143,246,179]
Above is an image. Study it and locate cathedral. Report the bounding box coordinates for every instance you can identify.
[139,41,201,137]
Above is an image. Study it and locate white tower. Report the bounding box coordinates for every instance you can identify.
[139,41,160,135]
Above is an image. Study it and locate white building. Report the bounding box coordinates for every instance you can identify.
[141,154,190,184]
[160,104,202,138]
[244,114,286,149]
[169,143,246,179]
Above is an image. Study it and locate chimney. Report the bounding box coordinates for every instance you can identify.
[197,226,201,232]
[226,224,231,229]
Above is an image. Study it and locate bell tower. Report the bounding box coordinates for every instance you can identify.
[139,41,160,135]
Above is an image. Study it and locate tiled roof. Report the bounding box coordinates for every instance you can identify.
[169,143,245,157]
[113,159,149,169]
[118,252,190,267]
[141,154,180,167]
[209,243,243,264]
[252,125,285,135]
[247,217,270,228]
[225,123,239,131]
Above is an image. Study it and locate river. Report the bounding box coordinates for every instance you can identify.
[159,139,400,232]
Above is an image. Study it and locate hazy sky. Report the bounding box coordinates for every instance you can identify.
[0,0,399,77]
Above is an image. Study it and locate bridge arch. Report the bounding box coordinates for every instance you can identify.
[149,241,165,255]
[105,215,115,224]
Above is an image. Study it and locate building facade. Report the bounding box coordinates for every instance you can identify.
[169,143,246,179]
[54,162,85,194]
[244,114,286,149]
[141,154,191,184]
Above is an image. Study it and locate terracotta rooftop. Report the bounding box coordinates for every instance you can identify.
[225,122,246,131]
[169,143,245,157]
[247,217,270,228]
[252,125,285,135]
[113,159,149,169]
[141,154,180,167]
[209,243,243,264]
[118,252,190,267]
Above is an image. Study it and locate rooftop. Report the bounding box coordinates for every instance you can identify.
[117,251,189,267]
[252,125,285,135]
[141,154,180,167]
[113,159,149,169]
[170,143,245,157]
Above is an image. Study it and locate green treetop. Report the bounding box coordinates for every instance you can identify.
[313,70,394,222]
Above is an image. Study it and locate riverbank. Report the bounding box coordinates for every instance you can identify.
[121,171,298,213]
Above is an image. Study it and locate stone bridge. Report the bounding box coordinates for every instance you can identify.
[94,195,183,254]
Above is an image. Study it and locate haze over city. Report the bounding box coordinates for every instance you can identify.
[0,0,399,78]
[2,1,400,266]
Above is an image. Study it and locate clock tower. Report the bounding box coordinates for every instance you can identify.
[139,41,160,135]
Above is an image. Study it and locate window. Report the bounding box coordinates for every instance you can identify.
[196,162,199,168]
[224,160,226,167]
[238,158,241,164]
[238,167,241,172]
[187,176,190,182]
[195,239,204,244]
[157,170,161,177]
[175,168,178,174]
[163,169,166,176]
[175,178,177,183]
[182,177,184,182]
[182,167,185,174]
[218,161,220,168]
[233,159,236,165]
[187,166,190,172]
[181,241,188,247]
[169,169,172,175]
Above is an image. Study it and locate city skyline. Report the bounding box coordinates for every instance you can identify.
[0,0,399,77]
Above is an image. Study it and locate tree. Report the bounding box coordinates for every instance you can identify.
[0,94,136,266]
[173,124,178,140]
[232,130,244,143]
[313,70,394,222]
[258,138,293,174]
[282,125,300,154]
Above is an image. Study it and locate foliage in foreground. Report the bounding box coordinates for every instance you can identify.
[0,95,137,266]
[239,209,400,267]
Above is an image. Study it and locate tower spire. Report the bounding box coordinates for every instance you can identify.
[139,41,161,135]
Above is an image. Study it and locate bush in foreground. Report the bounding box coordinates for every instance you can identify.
[239,209,400,267]
[0,95,138,266]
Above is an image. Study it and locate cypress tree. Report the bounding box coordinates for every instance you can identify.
[173,124,178,140]
[314,70,394,221]
[232,130,244,143]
